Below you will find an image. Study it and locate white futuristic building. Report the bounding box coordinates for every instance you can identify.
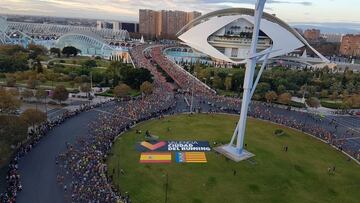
[0,16,10,44]
[56,31,116,59]
[177,8,329,65]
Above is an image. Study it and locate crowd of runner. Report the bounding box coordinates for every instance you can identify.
[55,45,178,202]
[3,44,358,203]
[149,45,360,161]
[0,101,112,203]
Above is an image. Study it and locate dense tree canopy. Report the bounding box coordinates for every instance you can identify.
[189,65,360,104]
[82,60,97,68]
[62,46,79,57]
[140,81,153,95]
[20,108,47,128]
[120,66,153,89]
[0,88,21,114]
[113,84,131,98]
[0,115,28,145]
[50,47,61,57]
[52,85,69,103]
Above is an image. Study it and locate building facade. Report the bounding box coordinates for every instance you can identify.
[340,34,360,57]
[97,20,139,33]
[304,29,321,41]
[139,9,201,39]
[322,33,343,43]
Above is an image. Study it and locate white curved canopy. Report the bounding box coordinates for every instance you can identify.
[178,9,329,64]
[56,31,114,57]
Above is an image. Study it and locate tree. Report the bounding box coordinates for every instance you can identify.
[82,60,97,68]
[27,77,39,89]
[212,76,223,89]
[36,88,48,112]
[278,93,292,105]
[0,88,21,114]
[140,81,153,95]
[217,71,228,80]
[20,108,47,129]
[49,47,61,57]
[330,91,338,100]
[35,88,47,101]
[343,94,360,109]
[80,83,91,93]
[113,84,131,98]
[52,85,69,104]
[28,44,47,59]
[74,76,83,84]
[6,75,16,87]
[320,90,328,98]
[80,83,91,98]
[21,89,34,101]
[307,85,317,97]
[306,97,320,108]
[7,88,19,97]
[231,70,245,91]
[0,115,27,145]
[256,82,271,98]
[61,46,79,57]
[265,91,278,103]
[120,67,153,89]
[46,71,57,87]
[277,85,286,94]
[224,77,232,91]
[0,45,29,73]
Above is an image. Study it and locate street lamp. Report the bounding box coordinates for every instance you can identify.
[190,71,197,113]
[163,172,169,203]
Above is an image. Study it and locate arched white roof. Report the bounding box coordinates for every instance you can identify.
[177,8,329,64]
[56,31,114,57]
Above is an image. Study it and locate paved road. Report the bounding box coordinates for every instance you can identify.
[16,109,101,202]
[1,95,358,202]
[0,166,6,194]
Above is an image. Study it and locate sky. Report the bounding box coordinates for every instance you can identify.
[0,0,360,25]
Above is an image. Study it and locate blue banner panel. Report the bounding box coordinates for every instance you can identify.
[136,141,211,152]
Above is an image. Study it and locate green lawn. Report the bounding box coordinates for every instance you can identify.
[50,56,111,67]
[107,114,360,203]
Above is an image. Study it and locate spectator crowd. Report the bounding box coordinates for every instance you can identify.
[2,44,358,203]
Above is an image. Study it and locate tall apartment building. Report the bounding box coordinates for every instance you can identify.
[340,34,360,57]
[304,29,321,41]
[139,9,201,39]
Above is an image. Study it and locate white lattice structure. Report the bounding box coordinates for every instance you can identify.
[55,31,116,58]
[7,22,129,41]
[0,16,9,44]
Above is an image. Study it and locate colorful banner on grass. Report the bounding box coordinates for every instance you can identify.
[175,152,207,163]
[139,152,172,163]
[137,141,211,152]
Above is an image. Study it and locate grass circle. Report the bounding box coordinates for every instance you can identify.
[107,114,360,203]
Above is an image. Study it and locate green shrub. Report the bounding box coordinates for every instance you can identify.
[320,101,342,109]
[274,129,285,136]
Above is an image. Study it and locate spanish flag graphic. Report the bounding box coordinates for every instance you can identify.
[176,152,207,163]
[139,152,172,163]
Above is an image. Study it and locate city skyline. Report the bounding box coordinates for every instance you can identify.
[0,0,359,26]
